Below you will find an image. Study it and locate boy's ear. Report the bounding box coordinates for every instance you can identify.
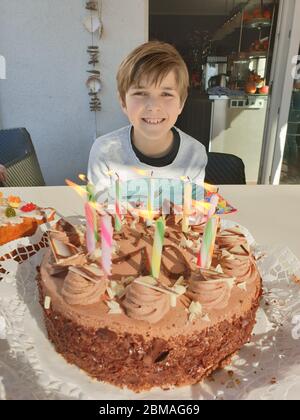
[118,93,127,114]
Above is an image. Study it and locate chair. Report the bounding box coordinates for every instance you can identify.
[176,91,211,152]
[205,152,246,185]
[0,128,45,187]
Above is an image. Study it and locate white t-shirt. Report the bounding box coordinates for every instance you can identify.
[88,125,207,203]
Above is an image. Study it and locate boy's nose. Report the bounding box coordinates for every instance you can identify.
[145,98,161,111]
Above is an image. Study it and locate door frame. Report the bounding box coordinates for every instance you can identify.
[258,0,300,184]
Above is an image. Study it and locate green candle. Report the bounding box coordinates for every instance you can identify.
[151,217,165,279]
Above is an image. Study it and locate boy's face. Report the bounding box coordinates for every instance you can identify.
[120,70,185,142]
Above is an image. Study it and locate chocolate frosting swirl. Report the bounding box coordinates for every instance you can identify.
[187,269,235,310]
[217,227,249,251]
[122,277,170,324]
[220,250,257,284]
[62,270,107,306]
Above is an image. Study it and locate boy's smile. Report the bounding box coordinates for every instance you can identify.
[120,71,186,156]
[142,118,165,125]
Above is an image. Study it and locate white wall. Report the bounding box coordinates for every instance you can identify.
[210,99,268,184]
[0,0,148,185]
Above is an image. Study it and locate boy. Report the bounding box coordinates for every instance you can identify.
[88,41,207,206]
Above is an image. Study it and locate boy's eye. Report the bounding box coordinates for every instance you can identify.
[131,91,174,98]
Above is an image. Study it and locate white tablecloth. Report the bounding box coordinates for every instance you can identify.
[1,185,299,258]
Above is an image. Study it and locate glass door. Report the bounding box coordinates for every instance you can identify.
[280,47,300,183]
[258,0,300,184]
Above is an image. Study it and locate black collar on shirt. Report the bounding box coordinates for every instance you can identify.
[131,127,180,168]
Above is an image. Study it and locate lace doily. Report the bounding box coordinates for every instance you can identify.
[0,219,58,281]
[0,221,300,400]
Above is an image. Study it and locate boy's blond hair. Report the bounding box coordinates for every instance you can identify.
[117,41,189,106]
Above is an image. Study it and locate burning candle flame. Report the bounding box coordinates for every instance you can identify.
[138,209,157,220]
[66,178,108,215]
[192,200,211,211]
[204,183,219,193]
[66,179,88,199]
[78,174,87,182]
[133,168,151,177]
[180,176,191,182]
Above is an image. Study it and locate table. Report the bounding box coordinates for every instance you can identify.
[1,185,300,259]
[1,185,300,400]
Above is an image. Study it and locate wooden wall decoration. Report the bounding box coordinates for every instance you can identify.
[83,1,103,113]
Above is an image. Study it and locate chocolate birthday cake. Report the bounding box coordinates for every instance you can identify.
[37,200,262,392]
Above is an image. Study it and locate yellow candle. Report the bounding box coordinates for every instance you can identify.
[147,171,155,222]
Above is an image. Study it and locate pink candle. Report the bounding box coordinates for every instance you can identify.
[85,202,96,253]
[207,193,219,218]
[115,173,122,231]
[100,214,113,276]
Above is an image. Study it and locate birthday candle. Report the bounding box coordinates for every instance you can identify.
[182,178,192,233]
[100,214,113,276]
[147,171,155,221]
[197,215,219,269]
[132,168,155,223]
[85,202,96,253]
[151,217,165,279]
[115,174,122,232]
[86,182,95,202]
[87,182,99,241]
[207,193,219,218]
[66,176,99,245]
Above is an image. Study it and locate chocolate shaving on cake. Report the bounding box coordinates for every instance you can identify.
[111,246,151,280]
[54,219,81,247]
[69,264,104,283]
[161,244,191,280]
